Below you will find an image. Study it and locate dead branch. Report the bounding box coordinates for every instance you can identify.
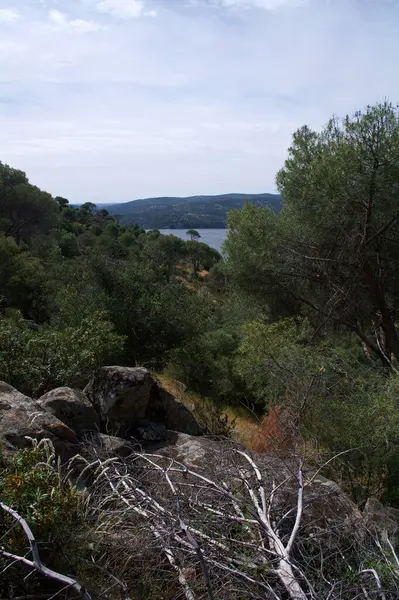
[0,502,91,600]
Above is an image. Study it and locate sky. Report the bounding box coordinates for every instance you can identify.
[1,0,399,203]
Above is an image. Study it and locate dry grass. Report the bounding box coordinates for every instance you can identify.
[156,374,267,448]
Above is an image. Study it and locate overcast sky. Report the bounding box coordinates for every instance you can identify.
[1,0,399,203]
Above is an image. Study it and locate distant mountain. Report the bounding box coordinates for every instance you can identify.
[104,193,282,229]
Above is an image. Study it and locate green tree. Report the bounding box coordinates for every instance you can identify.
[94,257,208,366]
[226,102,399,366]
[185,241,221,275]
[142,234,186,282]
[0,312,124,396]
[0,163,58,244]
[186,229,201,241]
[55,196,69,210]
[0,236,48,320]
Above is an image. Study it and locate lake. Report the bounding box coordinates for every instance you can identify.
[158,229,228,253]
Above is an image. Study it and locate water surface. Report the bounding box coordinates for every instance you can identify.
[158,229,228,253]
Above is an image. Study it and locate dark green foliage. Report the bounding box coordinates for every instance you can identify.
[186,228,201,240]
[0,162,59,244]
[223,102,399,505]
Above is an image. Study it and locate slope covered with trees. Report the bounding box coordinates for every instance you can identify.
[0,164,221,396]
[105,192,282,228]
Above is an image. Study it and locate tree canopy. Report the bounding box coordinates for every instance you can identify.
[226,101,399,367]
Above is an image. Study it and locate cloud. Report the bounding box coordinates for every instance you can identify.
[93,0,146,19]
[218,0,306,8]
[1,0,399,203]
[48,9,103,33]
[0,8,21,23]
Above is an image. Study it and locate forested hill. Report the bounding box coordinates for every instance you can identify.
[104,192,282,228]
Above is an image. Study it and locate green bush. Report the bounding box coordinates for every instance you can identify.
[0,441,89,598]
[0,311,125,396]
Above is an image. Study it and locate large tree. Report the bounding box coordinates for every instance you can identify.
[226,102,399,366]
[0,162,58,243]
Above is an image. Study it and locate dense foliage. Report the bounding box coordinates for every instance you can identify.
[222,101,399,505]
[0,163,220,396]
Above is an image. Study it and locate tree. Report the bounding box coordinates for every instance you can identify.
[226,102,399,367]
[142,234,186,282]
[0,312,124,395]
[0,236,48,320]
[55,196,69,210]
[0,162,58,244]
[186,229,201,241]
[185,241,221,276]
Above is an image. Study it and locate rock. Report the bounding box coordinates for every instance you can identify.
[155,431,232,470]
[84,367,154,436]
[135,419,167,442]
[37,387,100,439]
[297,474,365,545]
[0,381,79,459]
[145,380,202,437]
[363,497,399,542]
[84,366,201,438]
[93,433,134,458]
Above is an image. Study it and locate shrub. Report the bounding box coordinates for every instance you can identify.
[0,311,125,396]
[0,441,90,598]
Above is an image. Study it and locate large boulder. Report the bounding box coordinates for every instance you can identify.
[37,387,100,439]
[84,367,201,438]
[84,367,154,436]
[0,381,79,459]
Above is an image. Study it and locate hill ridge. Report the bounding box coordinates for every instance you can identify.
[104,192,282,228]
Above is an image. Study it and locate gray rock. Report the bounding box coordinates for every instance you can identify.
[363,497,399,542]
[0,381,79,459]
[84,366,201,438]
[94,433,133,458]
[84,366,154,436]
[145,380,202,437]
[136,419,167,442]
[37,387,100,438]
[156,431,229,470]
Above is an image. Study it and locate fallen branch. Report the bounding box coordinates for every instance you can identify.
[0,502,91,600]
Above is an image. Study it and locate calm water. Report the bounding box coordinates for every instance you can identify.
[159,229,228,253]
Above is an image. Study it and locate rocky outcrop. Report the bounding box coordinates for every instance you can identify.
[0,381,79,458]
[363,497,399,542]
[37,387,100,439]
[84,366,201,438]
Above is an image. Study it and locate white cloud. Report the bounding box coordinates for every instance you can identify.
[219,0,306,8]
[0,8,21,23]
[48,9,103,33]
[94,0,146,19]
[1,0,399,203]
